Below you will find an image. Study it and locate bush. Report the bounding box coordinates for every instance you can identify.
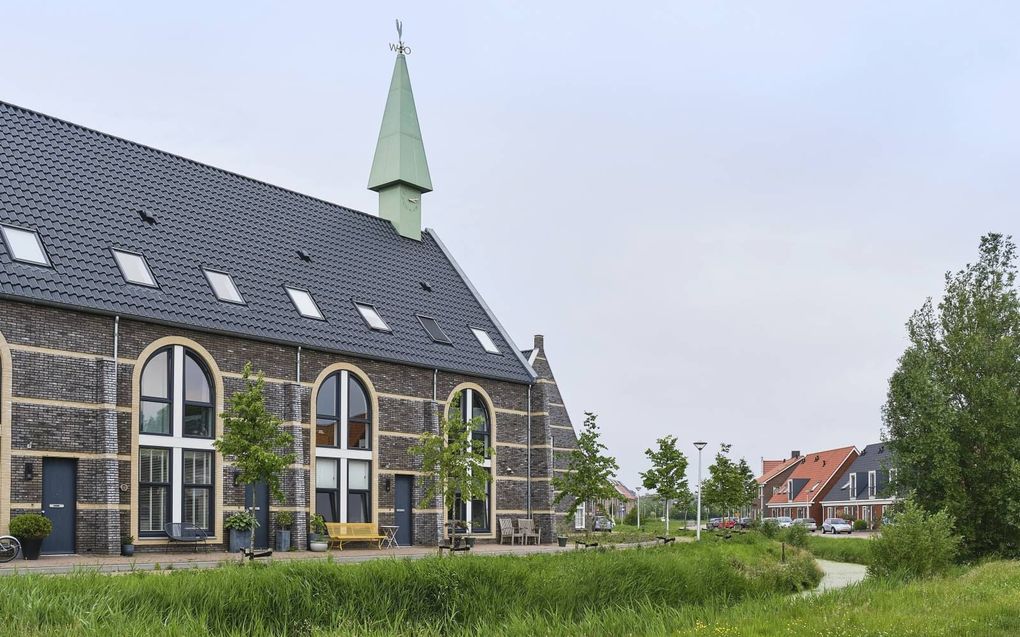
[869,500,960,580]
[853,519,868,531]
[224,511,258,531]
[756,518,780,539]
[779,523,808,548]
[9,513,52,540]
[623,506,638,526]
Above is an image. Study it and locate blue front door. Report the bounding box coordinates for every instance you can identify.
[41,458,76,554]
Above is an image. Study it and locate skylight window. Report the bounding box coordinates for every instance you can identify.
[418,315,451,344]
[285,287,323,319]
[112,249,157,287]
[203,269,244,304]
[471,327,501,354]
[355,302,390,332]
[1,224,50,266]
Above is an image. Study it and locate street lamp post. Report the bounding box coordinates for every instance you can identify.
[694,441,707,541]
[635,486,641,529]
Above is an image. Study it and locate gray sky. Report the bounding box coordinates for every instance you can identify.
[3,2,1017,489]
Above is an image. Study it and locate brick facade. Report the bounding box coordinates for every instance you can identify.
[0,300,577,554]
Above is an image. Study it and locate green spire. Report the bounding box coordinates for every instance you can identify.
[369,51,432,240]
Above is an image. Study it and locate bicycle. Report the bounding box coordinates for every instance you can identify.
[0,536,21,563]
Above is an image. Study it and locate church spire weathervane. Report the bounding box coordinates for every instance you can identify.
[390,19,411,55]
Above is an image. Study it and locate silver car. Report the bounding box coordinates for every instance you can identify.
[774,516,793,528]
[822,518,852,534]
[793,518,817,532]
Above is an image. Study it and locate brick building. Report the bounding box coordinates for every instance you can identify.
[0,47,579,554]
[754,452,804,519]
[763,446,858,524]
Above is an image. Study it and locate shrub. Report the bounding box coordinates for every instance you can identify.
[779,523,808,548]
[869,500,960,580]
[9,513,52,540]
[224,511,258,531]
[276,511,294,529]
[309,513,327,535]
[756,518,780,539]
[121,534,134,545]
[853,519,868,531]
[623,506,638,526]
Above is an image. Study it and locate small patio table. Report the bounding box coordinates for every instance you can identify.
[380,525,400,549]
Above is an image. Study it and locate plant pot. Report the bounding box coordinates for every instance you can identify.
[20,538,43,560]
[229,529,252,553]
[309,541,328,552]
[557,536,568,547]
[464,536,476,548]
[276,530,291,552]
[121,544,135,557]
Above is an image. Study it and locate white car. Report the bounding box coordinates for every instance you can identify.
[774,516,793,528]
[793,518,817,532]
[822,518,852,534]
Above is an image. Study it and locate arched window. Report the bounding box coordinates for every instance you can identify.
[449,388,493,534]
[314,370,373,523]
[138,345,215,537]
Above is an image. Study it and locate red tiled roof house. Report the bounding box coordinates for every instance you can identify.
[754,452,804,519]
[765,446,859,524]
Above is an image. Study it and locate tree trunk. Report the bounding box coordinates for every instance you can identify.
[665,499,670,535]
[248,504,256,562]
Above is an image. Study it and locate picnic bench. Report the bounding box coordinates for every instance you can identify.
[655,536,675,545]
[326,522,385,550]
[163,523,207,552]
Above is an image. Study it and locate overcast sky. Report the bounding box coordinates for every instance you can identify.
[2,2,1017,490]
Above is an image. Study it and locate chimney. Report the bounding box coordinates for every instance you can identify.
[791,450,800,459]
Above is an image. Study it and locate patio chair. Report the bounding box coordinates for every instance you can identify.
[518,518,541,545]
[498,518,523,545]
[163,522,207,553]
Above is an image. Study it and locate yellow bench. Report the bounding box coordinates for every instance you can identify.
[325,522,385,550]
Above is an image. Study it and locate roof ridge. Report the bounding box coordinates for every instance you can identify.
[0,98,388,226]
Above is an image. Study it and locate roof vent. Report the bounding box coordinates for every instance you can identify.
[138,210,157,225]
[420,281,433,292]
[814,455,820,462]
[297,249,312,263]
[823,460,826,466]
[791,450,800,458]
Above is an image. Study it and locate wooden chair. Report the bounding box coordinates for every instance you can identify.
[163,523,207,552]
[498,518,523,545]
[518,518,541,545]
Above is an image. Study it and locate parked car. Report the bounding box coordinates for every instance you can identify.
[738,517,753,529]
[822,518,852,534]
[708,517,723,529]
[721,517,738,529]
[774,516,794,528]
[593,516,615,532]
[792,518,817,532]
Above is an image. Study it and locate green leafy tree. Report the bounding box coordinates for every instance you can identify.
[702,444,756,517]
[409,401,492,545]
[552,412,619,536]
[640,435,690,535]
[884,233,1020,557]
[214,363,295,560]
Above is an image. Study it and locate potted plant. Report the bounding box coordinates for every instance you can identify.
[556,517,571,547]
[121,534,135,557]
[275,511,294,552]
[9,513,52,560]
[308,513,328,552]
[225,511,258,553]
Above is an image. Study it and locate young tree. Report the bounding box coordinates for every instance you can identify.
[884,234,1020,557]
[640,435,690,535]
[552,412,619,537]
[702,444,756,517]
[409,402,491,547]
[214,363,295,560]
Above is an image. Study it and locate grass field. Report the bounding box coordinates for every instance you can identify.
[802,534,874,565]
[0,535,818,636]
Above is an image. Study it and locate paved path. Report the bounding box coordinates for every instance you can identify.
[802,559,868,596]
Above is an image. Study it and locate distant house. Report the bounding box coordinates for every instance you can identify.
[821,443,897,528]
[765,446,858,524]
[754,451,805,519]
[599,480,638,521]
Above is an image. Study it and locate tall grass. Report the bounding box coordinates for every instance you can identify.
[0,535,818,636]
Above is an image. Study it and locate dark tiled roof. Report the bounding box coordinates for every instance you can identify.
[0,101,534,383]
[822,443,896,502]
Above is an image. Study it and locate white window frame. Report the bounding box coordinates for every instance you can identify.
[138,345,215,533]
[456,388,492,534]
[868,470,877,499]
[849,473,857,501]
[285,286,324,320]
[0,224,50,266]
[113,249,158,287]
[574,501,586,530]
[203,268,245,304]
[787,479,793,502]
[354,302,391,332]
[315,369,373,523]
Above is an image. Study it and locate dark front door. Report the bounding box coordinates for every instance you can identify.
[395,475,414,546]
[41,458,76,554]
[245,482,270,549]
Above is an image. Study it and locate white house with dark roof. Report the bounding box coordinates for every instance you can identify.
[0,40,579,554]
